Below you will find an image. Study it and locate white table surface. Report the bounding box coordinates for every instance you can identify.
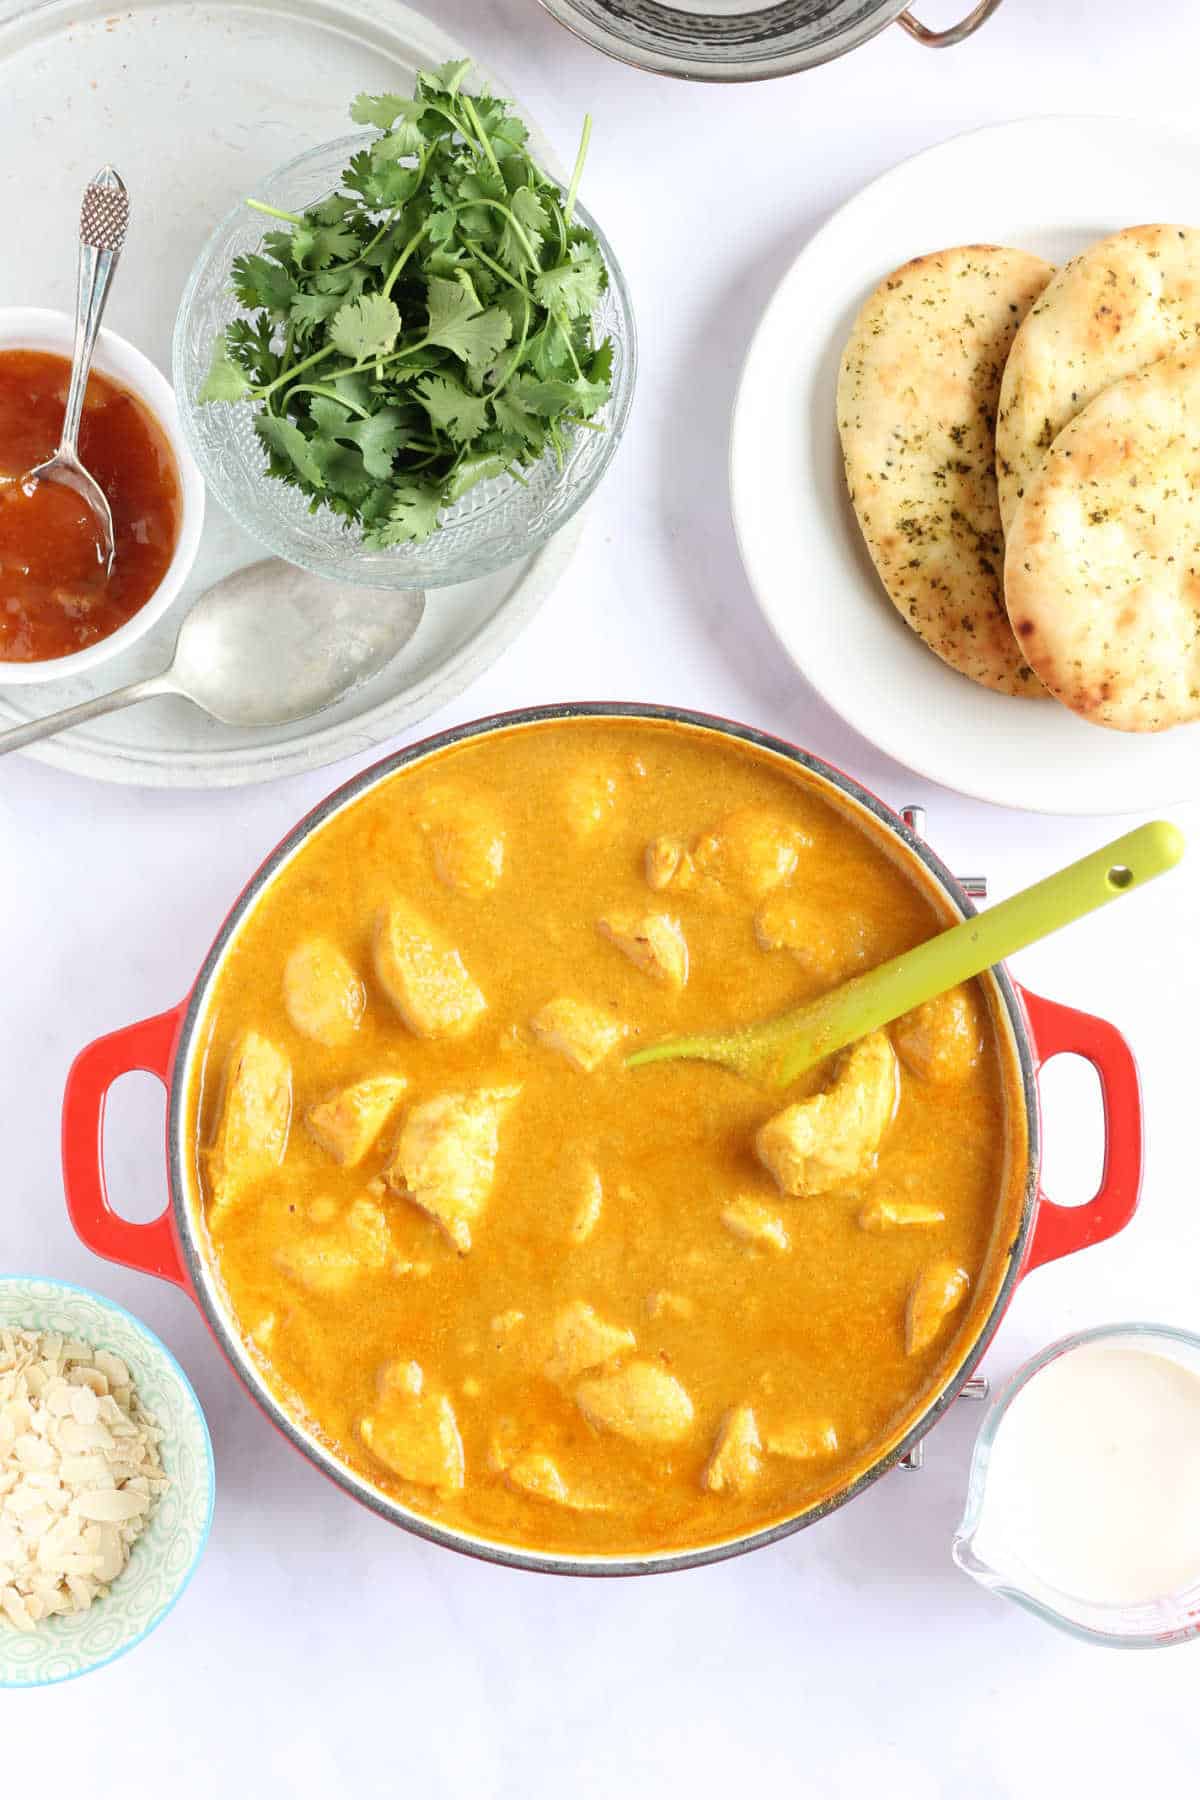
[6,0,1200,1787]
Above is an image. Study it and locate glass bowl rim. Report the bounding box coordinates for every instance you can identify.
[172,132,637,588]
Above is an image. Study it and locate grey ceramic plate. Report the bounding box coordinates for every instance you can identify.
[0,0,582,787]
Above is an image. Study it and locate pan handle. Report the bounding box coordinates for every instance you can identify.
[1021,989,1143,1274]
[897,0,1003,49]
[62,1005,191,1291]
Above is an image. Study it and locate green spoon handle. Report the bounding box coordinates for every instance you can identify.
[773,820,1184,1085]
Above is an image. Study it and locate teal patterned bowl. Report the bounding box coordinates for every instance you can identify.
[0,1277,214,1687]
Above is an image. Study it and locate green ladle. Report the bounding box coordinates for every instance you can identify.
[626,821,1184,1088]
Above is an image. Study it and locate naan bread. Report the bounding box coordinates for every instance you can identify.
[996,224,1200,532]
[1004,344,1200,732]
[838,245,1053,695]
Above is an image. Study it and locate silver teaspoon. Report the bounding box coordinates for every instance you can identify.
[19,168,130,572]
[0,561,426,753]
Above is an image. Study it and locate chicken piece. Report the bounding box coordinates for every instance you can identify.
[417,785,506,897]
[858,1196,945,1232]
[373,899,487,1040]
[544,1300,636,1386]
[645,1291,695,1321]
[893,987,982,1084]
[754,897,872,985]
[564,764,619,837]
[755,1031,898,1198]
[703,1406,763,1494]
[597,911,689,990]
[344,1196,391,1270]
[274,1235,361,1296]
[530,997,625,1073]
[383,1085,520,1252]
[274,1196,391,1294]
[575,1361,695,1446]
[307,1195,339,1224]
[504,1450,571,1504]
[282,937,365,1047]
[568,1166,603,1244]
[644,835,695,893]
[906,1260,970,1355]
[490,1309,525,1337]
[359,1365,464,1494]
[306,1074,408,1167]
[691,806,812,900]
[721,1198,791,1253]
[765,1419,840,1460]
[206,1031,292,1221]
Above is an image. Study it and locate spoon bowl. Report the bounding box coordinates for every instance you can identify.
[0,560,425,754]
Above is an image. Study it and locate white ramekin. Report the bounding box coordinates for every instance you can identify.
[0,306,205,687]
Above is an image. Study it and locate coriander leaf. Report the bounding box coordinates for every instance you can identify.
[427,208,457,247]
[415,373,490,443]
[350,92,425,130]
[256,413,326,488]
[588,338,614,386]
[226,315,281,386]
[511,372,608,420]
[363,481,443,546]
[291,219,358,270]
[424,277,512,372]
[319,442,373,504]
[198,333,251,403]
[419,58,471,97]
[526,322,573,380]
[446,452,506,502]
[290,289,346,330]
[349,407,409,478]
[472,95,529,155]
[497,186,548,270]
[372,117,426,165]
[491,388,545,446]
[533,246,603,321]
[231,252,296,316]
[330,292,402,362]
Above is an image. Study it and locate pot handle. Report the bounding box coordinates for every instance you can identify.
[897,0,1003,49]
[62,1006,191,1292]
[1021,989,1142,1274]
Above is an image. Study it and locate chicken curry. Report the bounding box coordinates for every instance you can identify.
[187,717,1027,1558]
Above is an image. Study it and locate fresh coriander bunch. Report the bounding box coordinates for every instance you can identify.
[199,60,613,549]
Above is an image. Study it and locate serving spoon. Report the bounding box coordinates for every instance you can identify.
[0,561,426,752]
[626,821,1184,1087]
[12,168,131,573]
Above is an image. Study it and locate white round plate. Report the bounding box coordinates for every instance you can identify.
[731,115,1200,815]
[0,0,581,787]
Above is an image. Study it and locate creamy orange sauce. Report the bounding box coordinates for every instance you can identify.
[186,719,1026,1558]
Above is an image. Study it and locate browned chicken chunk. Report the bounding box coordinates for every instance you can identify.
[690,806,812,900]
[384,1085,520,1252]
[306,1074,408,1167]
[720,1198,790,1253]
[545,1301,636,1386]
[206,1031,292,1222]
[374,899,487,1039]
[530,997,625,1072]
[754,897,872,986]
[359,1362,464,1494]
[703,1406,763,1494]
[417,785,506,897]
[755,1032,898,1197]
[282,937,365,1047]
[858,1196,945,1232]
[765,1419,840,1460]
[574,1361,695,1446]
[893,987,982,1084]
[597,911,689,989]
[905,1260,969,1355]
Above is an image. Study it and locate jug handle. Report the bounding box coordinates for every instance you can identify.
[898,0,1003,49]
